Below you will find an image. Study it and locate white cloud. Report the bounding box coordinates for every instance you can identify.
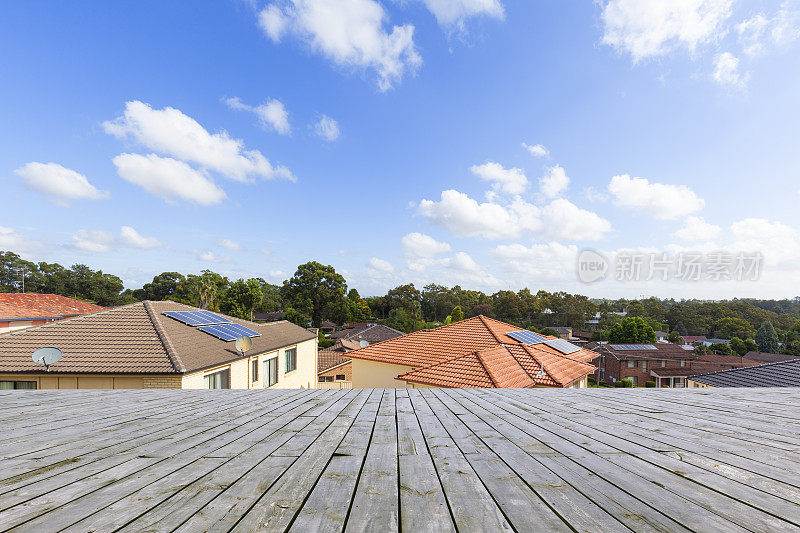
[447,251,480,271]
[521,142,548,158]
[493,242,578,280]
[0,227,46,257]
[14,162,108,203]
[416,190,610,241]
[608,174,705,220]
[470,162,528,195]
[119,226,162,249]
[417,0,504,29]
[368,257,395,273]
[72,230,115,253]
[71,226,162,253]
[600,0,733,62]
[314,115,340,141]
[218,238,243,251]
[402,232,451,271]
[731,217,796,241]
[540,198,612,241]
[257,0,421,91]
[197,250,231,263]
[712,52,749,87]
[583,186,609,203]
[730,217,800,267]
[104,101,294,182]
[539,165,569,198]
[112,153,227,206]
[417,189,520,239]
[736,4,800,56]
[224,96,291,135]
[673,215,721,241]
[736,13,771,56]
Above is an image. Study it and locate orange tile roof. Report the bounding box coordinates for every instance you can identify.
[0,293,106,320]
[348,316,597,388]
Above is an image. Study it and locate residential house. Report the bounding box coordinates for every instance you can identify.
[550,327,573,339]
[688,359,800,387]
[654,330,668,342]
[345,316,597,389]
[252,311,286,323]
[700,338,731,346]
[0,301,317,390]
[318,324,404,387]
[680,335,707,344]
[591,342,761,387]
[0,293,105,334]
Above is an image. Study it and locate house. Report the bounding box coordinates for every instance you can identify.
[0,301,317,390]
[700,338,730,346]
[654,330,668,342]
[318,324,404,386]
[688,359,800,387]
[591,342,761,387]
[550,326,573,339]
[742,351,798,364]
[319,320,337,334]
[680,335,707,344]
[345,315,597,389]
[252,311,286,322]
[0,293,105,334]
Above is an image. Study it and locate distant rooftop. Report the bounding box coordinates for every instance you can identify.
[1,388,797,531]
[0,293,105,321]
[689,358,800,387]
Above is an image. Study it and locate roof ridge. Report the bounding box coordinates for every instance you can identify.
[476,314,508,344]
[144,300,186,373]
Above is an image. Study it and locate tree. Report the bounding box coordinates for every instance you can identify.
[667,330,682,344]
[755,320,779,353]
[281,262,347,327]
[713,317,754,340]
[385,284,421,313]
[188,270,228,310]
[607,317,656,344]
[451,305,464,323]
[221,278,264,320]
[137,272,186,301]
[730,337,757,356]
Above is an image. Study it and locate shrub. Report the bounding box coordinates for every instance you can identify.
[614,379,634,388]
[645,381,656,388]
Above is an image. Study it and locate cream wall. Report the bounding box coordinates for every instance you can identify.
[1,374,147,389]
[181,337,318,390]
[351,359,417,388]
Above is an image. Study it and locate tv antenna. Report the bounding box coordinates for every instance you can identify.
[32,347,63,372]
[235,336,252,357]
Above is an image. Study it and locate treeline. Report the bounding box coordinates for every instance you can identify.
[3,251,800,352]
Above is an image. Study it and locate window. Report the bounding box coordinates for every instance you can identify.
[641,360,648,371]
[265,357,278,387]
[674,377,685,387]
[658,360,666,367]
[629,376,638,386]
[336,375,346,381]
[285,347,297,373]
[204,369,230,389]
[0,381,37,390]
[319,376,333,382]
[251,359,259,382]
[626,360,637,368]
[679,359,686,367]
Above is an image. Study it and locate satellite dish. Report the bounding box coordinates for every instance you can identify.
[359,340,369,348]
[32,347,63,371]
[235,336,252,355]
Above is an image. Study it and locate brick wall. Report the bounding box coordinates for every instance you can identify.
[143,375,182,389]
[319,361,351,381]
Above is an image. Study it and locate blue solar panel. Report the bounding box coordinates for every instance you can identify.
[163,311,230,326]
[544,339,581,354]
[507,330,547,345]
[198,323,261,342]
[609,344,657,350]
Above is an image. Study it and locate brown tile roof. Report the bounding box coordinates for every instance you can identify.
[649,355,761,377]
[0,293,106,320]
[317,345,350,373]
[681,335,707,344]
[0,301,316,375]
[343,316,596,388]
[593,342,695,360]
[744,351,798,364]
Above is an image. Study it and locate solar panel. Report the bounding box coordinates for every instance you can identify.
[507,330,547,345]
[544,339,581,354]
[163,311,231,326]
[198,323,261,342]
[609,344,657,350]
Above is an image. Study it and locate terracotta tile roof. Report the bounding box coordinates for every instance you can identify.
[318,345,350,373]
[0,293,106,320]
[681,335,707,344]
[345,316,597,388]
[0,301,316,375]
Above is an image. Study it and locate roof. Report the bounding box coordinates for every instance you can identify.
[5,388,799,532]
[689,359,800,387]
[0,293,105,320]
[346,316,597,388]
[252,311,285,322]
[744,351,798,363]
[318,345,350,373]
[592,342,695,360]
[551,326,572,333]
[317,325,404,374]
[681,335,707,343]
[0,301,315,374]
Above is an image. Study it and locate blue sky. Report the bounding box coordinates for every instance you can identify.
[2,0,800,299]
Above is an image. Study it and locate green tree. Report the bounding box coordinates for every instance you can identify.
[668,330,682,343]
[137,272,186,301]
[607,317,656,344]
[755,320,779,353]
[189,270,228,310]
[281,262,347,327]
[222,278,264,320]
[451,305,464,322]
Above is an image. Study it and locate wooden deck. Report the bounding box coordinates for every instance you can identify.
[1,388,799,532]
